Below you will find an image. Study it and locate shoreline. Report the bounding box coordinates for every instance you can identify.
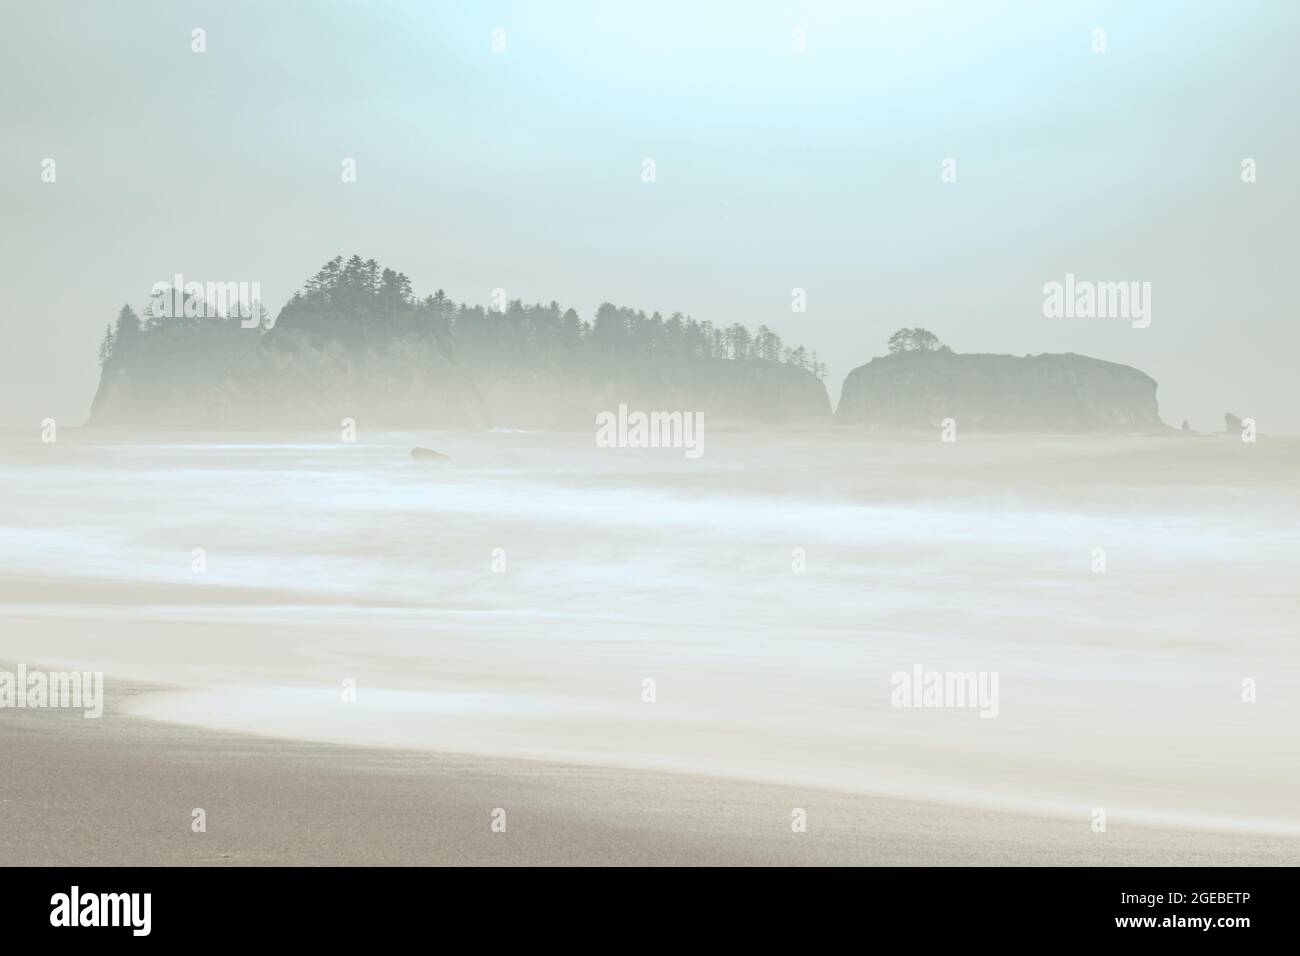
[4,675,1297,866]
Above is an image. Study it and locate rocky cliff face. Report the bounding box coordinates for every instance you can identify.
[89,330,488,429]
[88,332,832,429]
[469,357,831,430]
[834,351,1167,432]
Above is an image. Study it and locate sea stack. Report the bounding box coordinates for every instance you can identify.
[835,350,1168,433]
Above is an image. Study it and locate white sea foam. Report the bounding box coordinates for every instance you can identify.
[3,430,1298,833]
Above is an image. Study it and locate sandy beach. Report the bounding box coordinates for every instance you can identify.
[4,674,1297,867]
[3,429,1299,865]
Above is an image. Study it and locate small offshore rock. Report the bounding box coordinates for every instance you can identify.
[411,447,451,463]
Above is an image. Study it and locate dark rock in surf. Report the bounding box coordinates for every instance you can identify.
[411,447,450,463]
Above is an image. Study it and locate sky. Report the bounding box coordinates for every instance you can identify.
[2,0,1297,431]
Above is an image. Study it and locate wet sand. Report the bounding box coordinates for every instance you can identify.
[3,677,1296,866]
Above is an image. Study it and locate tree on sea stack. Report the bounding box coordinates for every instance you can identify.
[887,327,947,354]
[887,328,910,353]
[97,324,115,366]
[909,328,942,352]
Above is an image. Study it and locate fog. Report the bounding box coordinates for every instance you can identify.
[4,429,1297,833]
[3,0,1299,432]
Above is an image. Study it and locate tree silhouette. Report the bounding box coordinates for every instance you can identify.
[887,328,913,353]
[888,327,945,353]
[97,324,115,365]
[114,305,141,344]
[94,256,829,415]
[910,328,941,351]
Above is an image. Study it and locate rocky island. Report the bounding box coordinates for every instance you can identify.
[88,256,832,429]
[87,266,1173,435]
[835,329,1168,433]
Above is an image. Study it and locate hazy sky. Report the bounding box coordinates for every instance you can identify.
[3,0,1297,431]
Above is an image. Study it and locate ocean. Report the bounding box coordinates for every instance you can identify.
[2,427,1297,834]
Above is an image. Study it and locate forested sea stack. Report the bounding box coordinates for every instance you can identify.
[835,329,1168,433]
[88,256,832,429]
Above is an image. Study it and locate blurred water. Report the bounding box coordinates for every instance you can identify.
[1,428,1297,833]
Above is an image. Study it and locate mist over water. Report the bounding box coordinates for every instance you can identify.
[2,429,1297,833]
